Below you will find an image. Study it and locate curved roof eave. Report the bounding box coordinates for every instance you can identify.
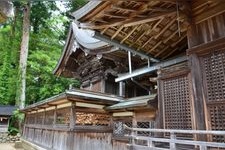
[53,25,73,76]
[72,22,109,49]
[72,1,102,20]
[53,23,111,77]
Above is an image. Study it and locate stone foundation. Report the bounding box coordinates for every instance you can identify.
[0,132,20,143]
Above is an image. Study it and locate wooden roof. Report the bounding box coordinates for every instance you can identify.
[72,1,222,61]
[54,23,147,78]
[22,88,123,112]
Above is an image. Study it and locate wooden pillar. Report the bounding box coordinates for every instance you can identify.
[156,70,163,130]
[69,103,76,129]
[42,109,46,126]
[34,110,37,124]
[187,8,207,140]
[155,70,164,137]
[53,106,57,127]
[189,54,206,140]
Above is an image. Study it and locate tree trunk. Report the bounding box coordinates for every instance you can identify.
[18,3,30,109]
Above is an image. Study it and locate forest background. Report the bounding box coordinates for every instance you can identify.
[0,1,85,106]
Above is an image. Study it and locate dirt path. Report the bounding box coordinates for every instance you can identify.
[0,143,24,150]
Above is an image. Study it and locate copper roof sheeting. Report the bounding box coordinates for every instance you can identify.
[106,94,157,110]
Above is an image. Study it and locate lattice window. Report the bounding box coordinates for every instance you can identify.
[202,51,225,102]
[56,107,70,125]
[137,121,155,136]
[76,112,110,126]
[36,112,44,124]
[113,120,132,137]
[162,75,192,130]
[45,110,54,125]
[208,105,225,142]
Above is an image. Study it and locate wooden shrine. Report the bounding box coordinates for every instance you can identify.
[21,0,225,150]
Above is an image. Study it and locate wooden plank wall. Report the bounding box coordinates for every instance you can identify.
[188,12,225,48]
[23,126,128,150]
[187,5,225,141]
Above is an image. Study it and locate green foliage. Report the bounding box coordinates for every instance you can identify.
[8,109,24,135]
[0,1,80,106]
[31,2,58,33]
[0,23,21,105]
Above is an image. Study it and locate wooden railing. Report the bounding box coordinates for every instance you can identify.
[124,125,225,150]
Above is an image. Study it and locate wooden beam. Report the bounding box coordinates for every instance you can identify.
[103,13,127,19]
[148,6,176,12]
[163,30,178,43]
[187,36,225,55]
[112,4,139,13]
[123,11,176,27]
[155,45,169,57]
[100,27,109,34]
[76,102,105,109]
[121,25,139,44]
[137,18,164,49]
[192,1,211,11]
[162,48,178,59]
[111,25,124,39]
[194,2,225,24]
[78,11,175,29]
[141,37,154,49]
[154,16,176,39]
[113,112,134,117]
[171,34,186,47]
[147,41,162,54]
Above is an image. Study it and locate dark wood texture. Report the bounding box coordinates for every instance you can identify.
[158,63,194,138]
[188,54,206,139]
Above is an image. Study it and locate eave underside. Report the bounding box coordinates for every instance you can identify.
[74,1,223,61]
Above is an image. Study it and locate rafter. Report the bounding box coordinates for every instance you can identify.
[136,18,164,49]
[94,31,160,62]
[154,45,169,57]
[120,25,139,44]
[163,30,178,43]
[154,16,176,39]
[78,11,175,29]
[171,34,186,47]
[123,11,176,27]
[103,13,127,19]
[147,41,162,54]
[100,27,109,34]
[111,26,124,40]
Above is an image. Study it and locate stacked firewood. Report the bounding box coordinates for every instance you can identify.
[76,112,110,126]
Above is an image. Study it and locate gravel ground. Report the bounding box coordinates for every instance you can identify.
[0,143,23,150]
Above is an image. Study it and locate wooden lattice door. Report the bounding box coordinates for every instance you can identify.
[201,50,225,142]
[158,64,193,137]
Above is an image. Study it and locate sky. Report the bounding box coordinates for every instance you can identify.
[56,1,67,12]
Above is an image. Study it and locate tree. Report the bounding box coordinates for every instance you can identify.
[0,1,81,106]
[17,3,30,109]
